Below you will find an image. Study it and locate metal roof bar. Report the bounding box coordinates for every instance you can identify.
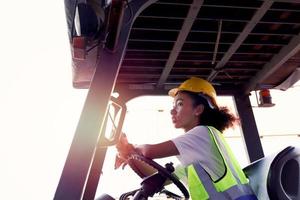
[245,32,300,94]
[123,59,269,64]
[155,0,300,8]
[129,39,287,46]
[126,49,275,55]
[203,3,300,12]
[272,0,300,3]
[131,28,297,37]
[207,1,273,81]
[138,15,300,25]
[156,0,204,88]
[122,65,261,71]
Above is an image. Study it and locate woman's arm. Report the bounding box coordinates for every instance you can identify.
[135,140,179,159]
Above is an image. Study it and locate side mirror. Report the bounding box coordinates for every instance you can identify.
[99,96,127,147]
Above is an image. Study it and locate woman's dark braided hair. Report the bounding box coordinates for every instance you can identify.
[181,91,239,132]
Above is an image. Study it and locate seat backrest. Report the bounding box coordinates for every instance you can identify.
[243,146,300,200]
[243,150,276,200]
[267,146,300,200]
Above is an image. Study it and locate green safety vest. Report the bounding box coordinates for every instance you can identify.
[187,126,255,200]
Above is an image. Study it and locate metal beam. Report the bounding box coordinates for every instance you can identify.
[122,65,260,71]
[82,147,107,200]
[212,20,222,65]
[128,39,288,46]
[245,31,300,94]
[272,0,300,3]
[54,42,124,200]
[126,49,275,55]
[55,46,122,200]
[207,1,273,81]
[234,93,264,162]
[54,0,158,199]
[156,0,204,88]
[132,27,297,37]
[138,15,300,26]
[115,83,241,102]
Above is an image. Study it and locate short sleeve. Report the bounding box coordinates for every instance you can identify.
[171,126,212,166]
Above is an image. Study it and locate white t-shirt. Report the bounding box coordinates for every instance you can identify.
[171,125,226,180]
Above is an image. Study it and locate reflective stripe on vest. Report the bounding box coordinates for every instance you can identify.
[189,163,255,200]
[187,126,255,200]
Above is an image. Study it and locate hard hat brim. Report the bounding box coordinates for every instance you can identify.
[168,88,218,109]
[168,88,179,97]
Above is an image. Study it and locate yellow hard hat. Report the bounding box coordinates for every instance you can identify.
[168,77,218,108]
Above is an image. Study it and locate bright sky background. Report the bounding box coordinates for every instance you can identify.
[1,1,300,199]
[0,1,87,199]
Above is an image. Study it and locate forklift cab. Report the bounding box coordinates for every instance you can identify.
[55,0,300,199]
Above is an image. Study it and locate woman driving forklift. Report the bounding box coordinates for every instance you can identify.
[116,77,258,200]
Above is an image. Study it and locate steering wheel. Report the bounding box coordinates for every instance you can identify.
[127,153,190,199]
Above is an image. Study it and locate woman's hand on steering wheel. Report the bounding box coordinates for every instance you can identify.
[115,133,138,169]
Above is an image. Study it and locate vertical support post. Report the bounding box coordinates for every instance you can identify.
[54,47,124,200]
[54,1,158,199]
[54,18,129,200]
[82,114,109,200]
[82,147,107,199]
[234,93,264,162]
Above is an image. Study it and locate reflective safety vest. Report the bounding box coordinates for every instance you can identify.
[187,126,257,200]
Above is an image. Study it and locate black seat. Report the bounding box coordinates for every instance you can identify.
[243,146,300,200]
[267,146,300,200]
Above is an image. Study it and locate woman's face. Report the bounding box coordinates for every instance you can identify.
[170,92,203,132]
